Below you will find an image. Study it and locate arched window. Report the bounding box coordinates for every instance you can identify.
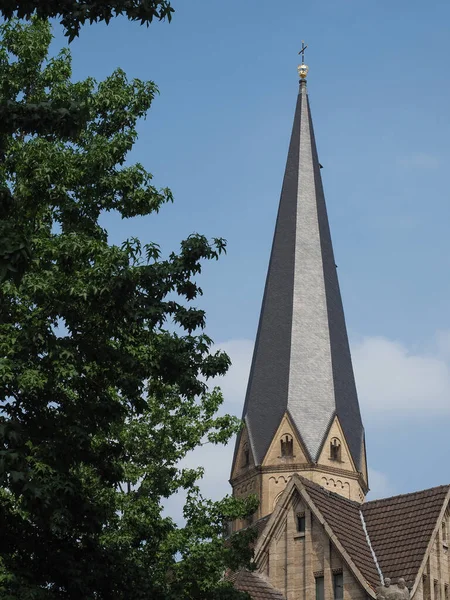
[280,434,293,457]
[242,442,250,467]
[330,438,341,462]
[443,520,448,545]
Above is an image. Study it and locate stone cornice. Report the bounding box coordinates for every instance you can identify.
[231,462,368,493]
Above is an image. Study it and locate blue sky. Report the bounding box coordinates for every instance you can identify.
[48,0,450,510]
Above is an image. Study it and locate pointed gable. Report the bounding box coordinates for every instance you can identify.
[254,475,380,594]
[300,477,380,590]
[231,424,255,481]
[316,415,357,475]
[235,77,364,474]
[262,412,309,467]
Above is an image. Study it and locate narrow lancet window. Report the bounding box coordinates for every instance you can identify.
[316,577,324,600]
[330,438,341,462]
[242,442,250,467]
[280,434,293,457]
[296,514,305,533]
[333,573,343,600]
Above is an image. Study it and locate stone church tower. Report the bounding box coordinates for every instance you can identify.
[228,56,450,600]
[230,59,368,524]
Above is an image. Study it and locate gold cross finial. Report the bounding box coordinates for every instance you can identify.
[297,40,309,80]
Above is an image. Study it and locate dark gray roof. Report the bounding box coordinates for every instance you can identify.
[238,80,364,469]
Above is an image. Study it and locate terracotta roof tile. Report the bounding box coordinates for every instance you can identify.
[362,485,449,588]
[300,477,380,590]
[233,478,449,598]
[233,570,285,600]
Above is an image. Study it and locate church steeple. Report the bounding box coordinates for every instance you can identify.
[231,60,368,519]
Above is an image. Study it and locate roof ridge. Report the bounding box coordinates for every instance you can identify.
[363,483,450,507]
[359,509,383,585]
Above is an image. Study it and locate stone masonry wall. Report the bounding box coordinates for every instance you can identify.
[260,498,367,600]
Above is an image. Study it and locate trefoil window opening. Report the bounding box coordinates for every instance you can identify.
[280,434,293,457]
[330,438,342,462]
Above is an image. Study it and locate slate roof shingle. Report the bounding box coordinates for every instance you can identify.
[236,80,365,473]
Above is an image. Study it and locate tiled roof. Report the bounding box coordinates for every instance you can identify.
[233,570,285,600]
[301,477,450,591]
[362,485,450,587]
[235,477,449,599]
[300,477,380,590]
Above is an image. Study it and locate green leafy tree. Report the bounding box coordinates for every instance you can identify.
[0,18,256,599]
[0,0,175,281]
[0,0,175,42]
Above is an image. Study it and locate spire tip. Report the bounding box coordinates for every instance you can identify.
[297,63,309,80]
[298,40,309,80]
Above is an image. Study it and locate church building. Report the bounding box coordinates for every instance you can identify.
[228,55,450,600]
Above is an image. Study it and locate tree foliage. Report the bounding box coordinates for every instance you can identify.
[0,0,175,276]
[0,18,256,599]
[0,0,174,42]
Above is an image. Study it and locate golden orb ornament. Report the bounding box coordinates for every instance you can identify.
[298,63,309,79]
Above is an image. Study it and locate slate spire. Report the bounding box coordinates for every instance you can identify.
[237,74,365,472]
